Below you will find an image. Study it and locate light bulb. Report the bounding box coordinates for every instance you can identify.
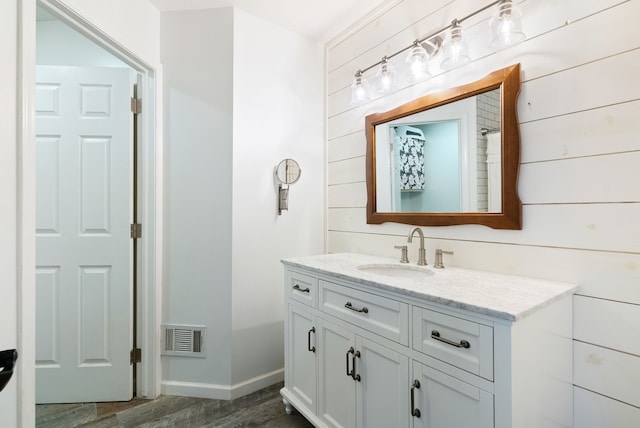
[405,42,431,83]
[350,71,371,106]
[489,0,525,50]
[376,57,398,94]
[441,20,470,70]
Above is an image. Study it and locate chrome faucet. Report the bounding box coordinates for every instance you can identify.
[407,227,427,266]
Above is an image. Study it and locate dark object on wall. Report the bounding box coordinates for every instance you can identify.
[0,349,18,392]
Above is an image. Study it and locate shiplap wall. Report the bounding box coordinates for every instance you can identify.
[325,0,640,426]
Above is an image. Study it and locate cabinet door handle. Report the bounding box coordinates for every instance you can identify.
[346,347,355,378]
[431,330,471,349]
[345,301,369,314]
[352,350,361,382]
[293,284,310,293]
[307,327,316,353]
[411,379,421,418]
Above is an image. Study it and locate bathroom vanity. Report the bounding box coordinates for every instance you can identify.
[281,253,576,428]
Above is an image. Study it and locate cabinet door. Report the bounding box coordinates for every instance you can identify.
[287,304,318,414]
[318,318,356,428]
[411,361,493,428]
[356,337,410,428]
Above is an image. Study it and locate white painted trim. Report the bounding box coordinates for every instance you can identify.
[323,44,330,255]
[161,380,233,400]
[151,64,164,398]
[30,0,162,400]
[135,67,161,399]
[230,368,284,400]
[161,369,284,401]
[18,1,36,426]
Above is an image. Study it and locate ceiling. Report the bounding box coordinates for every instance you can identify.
[149,0,389,42]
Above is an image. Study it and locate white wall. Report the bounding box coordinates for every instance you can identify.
[160,6,325,398]
[326,0,640,426]
[231,9,324,386]
[160,7,235,392]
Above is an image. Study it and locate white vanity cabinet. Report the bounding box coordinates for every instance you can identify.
[281,254,576,428]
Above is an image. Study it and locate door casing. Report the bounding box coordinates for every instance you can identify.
[32,0,161,400]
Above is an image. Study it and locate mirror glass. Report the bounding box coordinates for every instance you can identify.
[375,89,500,213]
[366,64,522,229]
[275,159,301,184]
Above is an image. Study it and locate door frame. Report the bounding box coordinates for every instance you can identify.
[18,0,161,418]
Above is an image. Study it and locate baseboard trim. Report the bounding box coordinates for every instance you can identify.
[161,368,284,400]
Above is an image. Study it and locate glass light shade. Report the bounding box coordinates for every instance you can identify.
[350,73,371,105]
[405,43,431,83]
[376,58,398,94]
[441,22,470,70]
[489,0,525,50]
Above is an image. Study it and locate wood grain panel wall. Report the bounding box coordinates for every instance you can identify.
[325,0,640,426]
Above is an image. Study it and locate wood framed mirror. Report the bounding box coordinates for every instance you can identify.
[365,63,522,229]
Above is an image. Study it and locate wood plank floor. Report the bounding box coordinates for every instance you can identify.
[36,382,314,427]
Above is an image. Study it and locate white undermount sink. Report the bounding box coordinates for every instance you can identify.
[356,263,434,280]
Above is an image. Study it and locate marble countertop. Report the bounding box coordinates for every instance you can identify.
[282,253,577,321]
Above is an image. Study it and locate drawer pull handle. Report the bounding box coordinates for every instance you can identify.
[345,347,361,381]
[346,347,355,378]
[307,327,316,353]
[352,350,361,382]
[411,379,421,418]
[293,284,310,293]
[345,301,369,314]
[431,330,471,349]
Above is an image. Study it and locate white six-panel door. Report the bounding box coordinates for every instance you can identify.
[35,65,133,403]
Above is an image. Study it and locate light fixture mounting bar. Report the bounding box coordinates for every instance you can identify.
[353,0,504,77]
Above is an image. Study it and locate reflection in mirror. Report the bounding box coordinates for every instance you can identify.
[375,91,501,213]
[366,64,522,229]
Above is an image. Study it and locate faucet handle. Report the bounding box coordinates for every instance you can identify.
[394,245,410,263]
[434,249,454,269]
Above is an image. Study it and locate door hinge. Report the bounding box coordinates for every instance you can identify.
[130,97,142,114]
[130,223,142,239]
[130,348,142,365]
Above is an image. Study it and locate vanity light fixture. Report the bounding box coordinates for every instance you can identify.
[489,0,525,50]
[441,19,471,70]
[350,70,371,105]
[376,56,398,94]
[349,0,526,104]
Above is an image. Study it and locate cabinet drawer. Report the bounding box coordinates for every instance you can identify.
[287,271,317,307]
[320,280,409,345]
[413,307,493,380]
